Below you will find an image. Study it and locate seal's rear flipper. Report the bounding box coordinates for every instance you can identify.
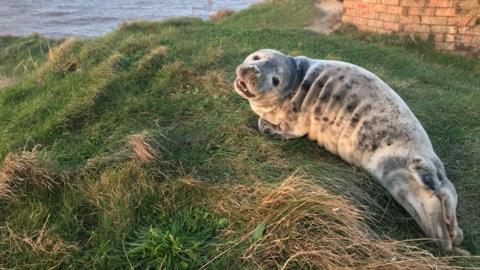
[382,168,454,251]
[408,157,464,249]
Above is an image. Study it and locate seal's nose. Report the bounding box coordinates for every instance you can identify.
[237,64,260,78]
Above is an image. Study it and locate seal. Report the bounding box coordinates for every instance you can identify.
[234,49,464,252]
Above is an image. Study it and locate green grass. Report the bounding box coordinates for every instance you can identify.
[0,34,56,78]
[0,0,479,268]
[127,207,228,269]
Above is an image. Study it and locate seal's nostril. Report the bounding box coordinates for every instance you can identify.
[240,66,260,77]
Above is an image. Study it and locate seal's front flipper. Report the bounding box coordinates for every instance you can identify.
[258,117,281,137]
[258,118,299,140]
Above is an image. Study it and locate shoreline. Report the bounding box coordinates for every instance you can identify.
[0,0,258,39]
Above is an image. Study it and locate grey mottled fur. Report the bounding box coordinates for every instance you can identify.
[234,49,465,252]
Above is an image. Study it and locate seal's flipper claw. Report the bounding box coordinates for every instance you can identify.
[439,193,452,226]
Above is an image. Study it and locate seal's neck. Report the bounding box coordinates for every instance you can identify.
[249,98,289,125]
[281,56,310,99]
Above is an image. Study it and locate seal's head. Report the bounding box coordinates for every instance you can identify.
[234,49,297,102]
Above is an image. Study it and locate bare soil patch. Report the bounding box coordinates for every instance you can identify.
[305,0,343,34]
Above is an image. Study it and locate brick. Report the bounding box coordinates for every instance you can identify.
[458,26,469,34]
[408,7,435,16]
[430,25,456,34]
[459,3,480,11]
[399,15,420,24]
[404,24,430,32]
[421,16,448,25]
[353,17,369,26]
[342,15,355,23]
[415,32,430,40]
[360,9,376,19]
[456,0,480,9]
[400,0,425,7]
[343,0,356,8]
[356,2,369,9]
[444,34,455,42]
[458,16,474,26]
[368,19,385,28]
[435,42,455,50]
[458,26,480,36]
[435,8,456,17]
[387,5,403,14]
[473,35,480,44]
[427,0,453,7]
[447,17,457,25]
[374,28,393,34]
[377,13,400,22]
[344,8,360,16]
[358,25,374,32]
[372,4,387,12]
[382,0,399,4]
[434,34,445,42]
[384,22,401,30]
[363,0,379,3]
[458,35,474,44]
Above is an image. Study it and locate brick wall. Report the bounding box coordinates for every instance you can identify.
[342,0,480,57]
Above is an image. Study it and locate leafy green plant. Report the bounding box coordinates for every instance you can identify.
[126,207,228,269]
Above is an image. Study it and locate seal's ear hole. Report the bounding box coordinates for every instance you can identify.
[272,77,280,87]
[253,55,260,60]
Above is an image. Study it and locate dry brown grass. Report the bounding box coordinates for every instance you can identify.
[37,38,79,80]
[47,37,76,62]
[83,130,171,172]
[128,131,168,163]
[0,147,64,200]
[204,174,454,269]
[209,9,236,21]
[0,215,78,269]
[129,133,158,163]
[0,73,12,89]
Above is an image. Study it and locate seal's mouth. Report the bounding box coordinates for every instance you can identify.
[235,78,256,98]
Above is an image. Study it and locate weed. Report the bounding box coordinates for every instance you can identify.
[127,207,228,269]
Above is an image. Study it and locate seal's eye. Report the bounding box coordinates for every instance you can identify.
[253,55,260,60]
[272,77,280,87]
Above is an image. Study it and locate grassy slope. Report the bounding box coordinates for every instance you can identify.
[0,0,479,268]
[0,35,55,78]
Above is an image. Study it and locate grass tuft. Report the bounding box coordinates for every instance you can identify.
[38,38,79,79]
[209,175,452,269]
[0,146,64,200]
[0,215,78,269]
[128,132,162,163]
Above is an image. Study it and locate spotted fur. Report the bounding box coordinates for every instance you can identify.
[233,49,465,253]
